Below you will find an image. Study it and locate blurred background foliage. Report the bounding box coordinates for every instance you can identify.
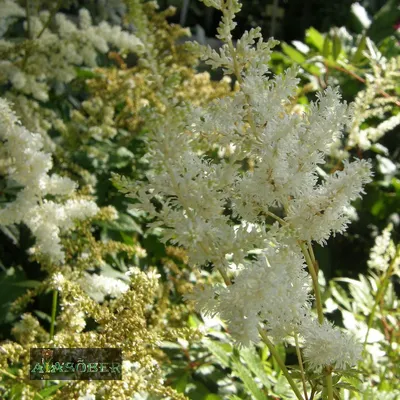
[0,0,399,398]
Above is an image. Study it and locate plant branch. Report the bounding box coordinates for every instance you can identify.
[299,241,324,324]
[258,326,304,400]
[329,64,400,108]
[50,289,58,339]
[325,370,333,400]
[364,245,400,348]
[294,333,309,400]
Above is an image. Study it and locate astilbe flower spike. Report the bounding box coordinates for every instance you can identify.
[115,0,373,395]
[0,98,99,263]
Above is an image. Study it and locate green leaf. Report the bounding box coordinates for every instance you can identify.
[305,27,324,51]
[174,370,190,393]
[0,225,20,245]
[351,33,367,64]
[303,63,322,76]
[332,31,342,61]
[330,281,352,311]
[13,280,41,288]
[36,383,64,398]
[33,310,51,323]
[74,67,101,79]
[0,267,30,324]
[391,177,400,193]
[10,383,24,399]
[95,212,142,234]
[240,346,272,388]
[203,339,231,368]
[334,382,361,392]
[322,36,331,59]
[368,0,400,43]
[272,343,286,374]
[232,354,268,400]
[204,395,222,400]
[281,43,306,63]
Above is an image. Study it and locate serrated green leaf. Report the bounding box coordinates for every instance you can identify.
[95,212,142,234]
[232,354,267,400]
[330,282,352,311]
[335,382,361,392]
[203,339,231,368]
[240,346,272,389]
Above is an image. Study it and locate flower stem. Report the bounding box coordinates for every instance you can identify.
[217,266,232,286]
[326,371,333,400]
[299,241,323,324]
[294,333,309,400]
[364,245,400,348]
[264,210,287,226]
[299,242,334,399]
[258,326,304,400]
[50,289,58,340]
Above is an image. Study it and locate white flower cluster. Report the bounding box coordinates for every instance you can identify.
[347,56,400,151]
[198,245,312,346]
[301,319,362,372]
[121,0,372,374]
[78,272,130,301]
[368,224,397,272]
[0,1,143,102]
[0,98,99,262]
[0,0,25,36]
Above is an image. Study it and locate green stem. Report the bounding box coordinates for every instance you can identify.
[264,210,287,226]
[36,0,63,39]
[364,245,400,348]
[258,326,304,400]
[299,242,334,399]
[26,0,31,39]
[299,241,324,324]
[294,333,309,400]
[50,289,58,340]
[217,266,232,286]
[326,371,333,400]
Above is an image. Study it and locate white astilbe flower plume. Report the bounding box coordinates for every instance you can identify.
[0,2,143,102]
[119,0,373,355]
[368,224,396,272]
[197,245,312,346]
[0,98,99,262]
[78,272,130,301]
[301,318,362,372]
[287,158,373,244]
[183,283,221,317]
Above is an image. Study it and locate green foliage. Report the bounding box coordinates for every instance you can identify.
[0,0,398,399]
